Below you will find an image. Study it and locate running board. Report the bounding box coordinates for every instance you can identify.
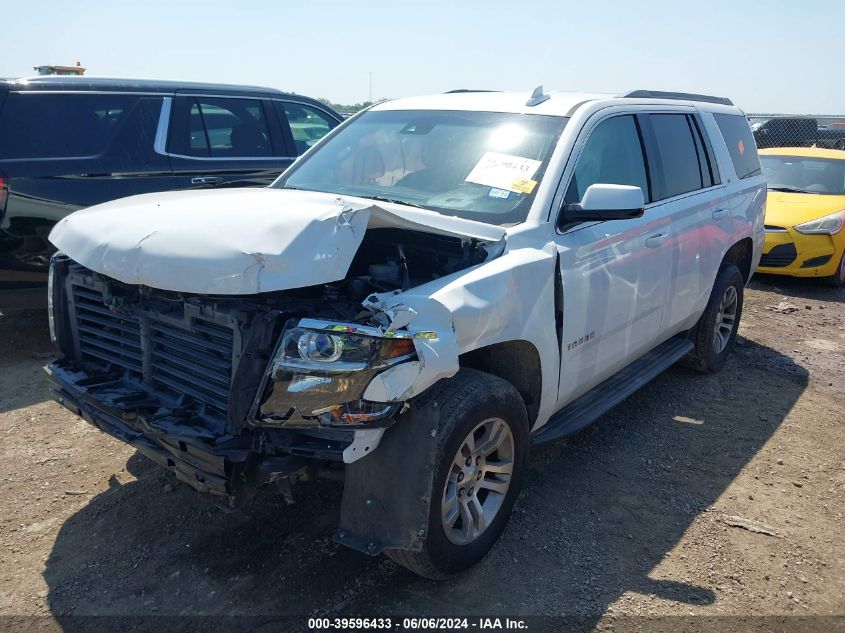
[532,336,693,445]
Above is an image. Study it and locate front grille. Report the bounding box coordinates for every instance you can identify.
[150,319,234,413]
[759,243,798,268]
[70,281,236,416]
[72,286,143,375]
[764,225,788,233]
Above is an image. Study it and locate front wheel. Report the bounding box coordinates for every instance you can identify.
[683,264,745,373]
[386,369,529,579]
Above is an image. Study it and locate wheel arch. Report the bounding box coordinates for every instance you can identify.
[459,340,542,429]
[722,236,754,284]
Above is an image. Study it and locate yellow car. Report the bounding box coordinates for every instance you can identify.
[758,148,845,286]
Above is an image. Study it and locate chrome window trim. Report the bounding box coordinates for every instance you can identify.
[9,90,173,96]
[164,152,296,161]
[153,97,172,155]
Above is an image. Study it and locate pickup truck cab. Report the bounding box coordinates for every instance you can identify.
[46,88,765,578]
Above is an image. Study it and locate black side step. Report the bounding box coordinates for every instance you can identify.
[532,336,693,445]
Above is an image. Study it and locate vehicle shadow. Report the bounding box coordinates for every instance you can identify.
[0,311,55,413]
[752,272,845,303]
[42,339,808,629]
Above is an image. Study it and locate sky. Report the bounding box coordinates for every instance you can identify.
[3,0,844,114]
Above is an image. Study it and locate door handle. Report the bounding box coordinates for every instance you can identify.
[645,233,669,248]
[712,209,728,220]
[191,176,222,185]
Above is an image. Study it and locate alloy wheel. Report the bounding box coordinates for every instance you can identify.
[713,285,738,354]
[441,418,514,545]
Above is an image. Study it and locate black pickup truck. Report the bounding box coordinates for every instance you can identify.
[0,76,341,311]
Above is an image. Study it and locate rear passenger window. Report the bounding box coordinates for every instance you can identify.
[0,93,138,158]
[714,113,761,179]
[281,103,337,155]
[168,97,273,158]
[689,115,719,187]
[565,115,650,204]
[648,114,704,199]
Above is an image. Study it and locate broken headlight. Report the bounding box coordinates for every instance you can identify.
[258,321,417,427]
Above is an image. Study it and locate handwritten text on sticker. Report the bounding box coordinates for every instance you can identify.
[465,151,542,194]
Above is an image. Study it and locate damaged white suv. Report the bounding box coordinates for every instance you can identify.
[46,88,765,578]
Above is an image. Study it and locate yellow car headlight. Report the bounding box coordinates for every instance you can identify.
[794,210,845,236]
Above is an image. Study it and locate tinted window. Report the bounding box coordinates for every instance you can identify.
[168,97,272,157]
[714,113,761,179]
[282,103,337,155]
[0,93,138,158]
[187,102,208,154]
[689,115,719,187]
[565,115,649,203]
[649,114,703,199]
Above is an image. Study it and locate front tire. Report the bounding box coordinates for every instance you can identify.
[683,264,745,373]
[386,369,529,579]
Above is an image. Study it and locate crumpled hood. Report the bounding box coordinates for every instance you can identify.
[49,188,505,294]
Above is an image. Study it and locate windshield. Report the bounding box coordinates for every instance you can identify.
[275,109,568,225]
[761,155,845,195]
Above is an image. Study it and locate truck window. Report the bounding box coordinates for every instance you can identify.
[689,115,719,187]
[0,93,138,159]
[565,115,650,204]
[648,113,706,199]
[168,97,273,158]
[714,114,762,180]
[281,103,337,155]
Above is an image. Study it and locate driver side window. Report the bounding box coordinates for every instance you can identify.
[565,115,650,204]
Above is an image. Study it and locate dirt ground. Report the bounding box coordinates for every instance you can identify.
[0,275,842,631]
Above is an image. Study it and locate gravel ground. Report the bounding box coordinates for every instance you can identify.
[0,275,842,631]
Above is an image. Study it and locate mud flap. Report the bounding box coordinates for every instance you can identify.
[335,391,444,555]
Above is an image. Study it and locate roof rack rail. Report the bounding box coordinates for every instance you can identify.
[445,89,500,94]
[621,90,733,106]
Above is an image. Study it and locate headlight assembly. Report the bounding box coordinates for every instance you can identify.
[794,210,845,235]
[257,320,432,428]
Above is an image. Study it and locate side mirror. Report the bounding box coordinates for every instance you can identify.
[561,184,645,223]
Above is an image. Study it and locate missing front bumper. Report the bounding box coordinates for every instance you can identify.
[46,361,307,507]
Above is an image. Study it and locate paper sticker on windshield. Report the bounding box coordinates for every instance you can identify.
[466,152,542,193]
[488,188,511,199]
[511,178,537,194]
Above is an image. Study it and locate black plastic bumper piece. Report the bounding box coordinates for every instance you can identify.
[336,387,446,556]
[47,361,305,507]
[759,243,798,268]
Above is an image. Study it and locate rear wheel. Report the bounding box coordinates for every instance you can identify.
[386,369,529,579]
[683,264,745,373]
[822,251,845,287]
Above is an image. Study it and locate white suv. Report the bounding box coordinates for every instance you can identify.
[46,88,765,578]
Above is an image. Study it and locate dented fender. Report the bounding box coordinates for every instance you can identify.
[361,293,459,402]
[363,243,561,428]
